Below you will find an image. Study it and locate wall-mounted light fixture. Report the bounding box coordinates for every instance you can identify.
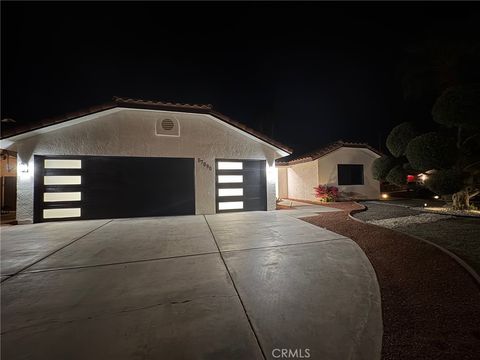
[19,162,29,173]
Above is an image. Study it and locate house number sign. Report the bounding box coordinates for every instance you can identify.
[197,158,212,171]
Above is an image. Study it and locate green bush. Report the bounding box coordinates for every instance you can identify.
[405,132,457,171]
[372,156,396,181]
[386,122,418,157]
[386,164,407,186]
[424,169,464,195]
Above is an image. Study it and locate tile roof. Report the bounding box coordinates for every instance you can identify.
[276,140,382,165]
[1,96,292,154]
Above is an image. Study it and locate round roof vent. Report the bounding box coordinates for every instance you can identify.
[161,118,175,131]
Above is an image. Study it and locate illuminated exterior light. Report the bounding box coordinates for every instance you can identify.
[19,162,29,173]
[381,193,389,199]
[434,195,439,199]
[424,203,428,207]
[419,173,428,182]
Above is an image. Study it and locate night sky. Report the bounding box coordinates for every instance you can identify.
[2,1,479,154]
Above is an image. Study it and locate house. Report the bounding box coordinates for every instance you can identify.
[0,97,291,223]
[276,141,381,201]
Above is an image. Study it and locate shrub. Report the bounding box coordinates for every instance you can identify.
[424,169,464,195]
[386,122,418,157]
[405,132,457,171]
[372,156,396,181]
[314,185,339,202]
[386,165,407,186]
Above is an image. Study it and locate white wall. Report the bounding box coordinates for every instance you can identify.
[317,147,380,200]
[277,167,288,199]
[286,161,319,201]
[6,108,284,222]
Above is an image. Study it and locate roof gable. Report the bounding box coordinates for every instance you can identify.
[276,140,382,165]
[1,97,292,155]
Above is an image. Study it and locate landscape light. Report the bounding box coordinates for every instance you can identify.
[381,193,389,199]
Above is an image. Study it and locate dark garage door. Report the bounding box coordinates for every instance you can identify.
[34,155,195,222]
[215,159,267,213]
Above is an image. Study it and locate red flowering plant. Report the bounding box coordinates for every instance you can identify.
[313,184,339,202]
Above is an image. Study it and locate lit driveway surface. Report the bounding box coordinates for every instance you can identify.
[1,212,382,360]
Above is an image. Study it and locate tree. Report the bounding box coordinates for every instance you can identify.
[375,85,480,209]
[386,122,418,157]
[386,165,408,187]
[405,132,456,171]
[372,156,396,181]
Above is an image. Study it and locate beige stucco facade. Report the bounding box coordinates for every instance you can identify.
[285,161,319,201]
[278,147,381,201]
[1,108,287,222]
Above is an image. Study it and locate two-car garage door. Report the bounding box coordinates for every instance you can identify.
[33,155,267,222]
[34,155,196,222]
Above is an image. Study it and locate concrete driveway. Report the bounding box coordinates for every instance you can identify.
[1,211,382,360]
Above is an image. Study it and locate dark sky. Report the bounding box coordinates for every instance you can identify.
[2,1,479,154]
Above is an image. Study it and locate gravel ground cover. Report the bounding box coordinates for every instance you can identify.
[413,206,480,218]
[367,213,453,228]
[354,202,421,221]
[356,202,480,275]
[394,218,480,275]
[301,203,480,360]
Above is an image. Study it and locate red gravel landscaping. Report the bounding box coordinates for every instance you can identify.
[301,202,480,360]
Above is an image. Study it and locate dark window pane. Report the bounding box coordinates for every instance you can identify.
[337,164,364,185]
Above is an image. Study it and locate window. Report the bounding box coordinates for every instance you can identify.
[337,164,364,185]
[217,161,243,170]
[44,192,82,202]
[218,188,243,197]
[218,201,244,210]
[44,159,82,169]
[218,175,243,183]
[44,176,82,185]
[43,208,81,219]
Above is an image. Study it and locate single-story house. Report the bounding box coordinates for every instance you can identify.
[0,97,291,223]
[276,141,381,201]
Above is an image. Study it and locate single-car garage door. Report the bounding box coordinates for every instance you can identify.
[33,155,195,222]
[215,159,267,213]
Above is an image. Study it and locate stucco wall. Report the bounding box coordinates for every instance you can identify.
[277,166,288,199]
[286,161,319,201]
[317,147,380,199]
[7,108,283,222]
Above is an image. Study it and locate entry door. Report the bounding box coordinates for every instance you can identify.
[34,155,195,222]
[215,159,267,213]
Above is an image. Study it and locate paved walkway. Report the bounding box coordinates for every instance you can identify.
[1,211,382,360]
